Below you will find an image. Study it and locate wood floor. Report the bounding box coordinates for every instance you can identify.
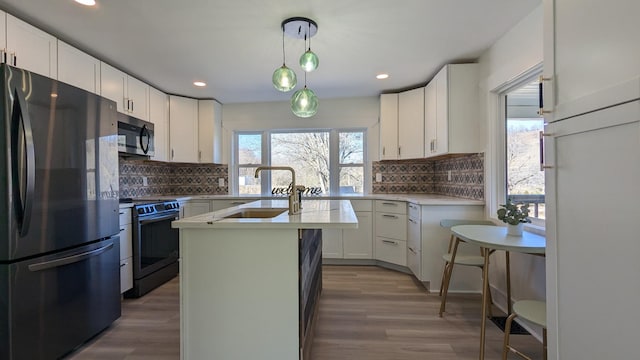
[66,265,543,360]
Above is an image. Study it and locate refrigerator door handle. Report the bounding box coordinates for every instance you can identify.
[10,86,36,237]
[27,242,114,272]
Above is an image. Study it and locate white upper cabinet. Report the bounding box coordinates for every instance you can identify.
[169,95,199,163]
[100,62,149,120]
[149,86,169,161]
[543,0,640,121]
[424,63,480,157]
[398,87,425,159]
[198,99,222,163]
[379,93,399,160]
[3,14,57,78]
[57,40,100,94]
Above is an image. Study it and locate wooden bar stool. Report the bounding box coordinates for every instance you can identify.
[439,219,495,317]
[503,300,547,360]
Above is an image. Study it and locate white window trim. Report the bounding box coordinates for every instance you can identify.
[233,128,367,196]
[489,63,545,231]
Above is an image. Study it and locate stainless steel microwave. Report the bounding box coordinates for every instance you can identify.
[117,113,154,157]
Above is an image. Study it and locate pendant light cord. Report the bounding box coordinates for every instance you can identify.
[281,28,286,65]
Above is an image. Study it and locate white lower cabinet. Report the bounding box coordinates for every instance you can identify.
[322,200,373,259]
[375,237,407,266]
[118,208,133,294]
[407,203,421,277]
[183,200,212,218]
[374,200,407,266]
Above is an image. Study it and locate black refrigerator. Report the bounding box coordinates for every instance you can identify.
[0,65,121,360]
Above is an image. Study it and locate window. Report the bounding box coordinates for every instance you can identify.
[234,129,366,196]
[504,78,545,225]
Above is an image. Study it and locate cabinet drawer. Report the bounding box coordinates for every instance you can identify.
[350,200,372,212]
[119,208,132,225]
[375,212,407,240]
[375,200,407,214]
[375,237,407,266]
[408,202,421,219]
[120,257,133,293]
[407,244,421,277]
[407,216,421,250]
[119,224,133,260]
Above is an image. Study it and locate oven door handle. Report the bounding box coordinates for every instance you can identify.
[138,212,179,225]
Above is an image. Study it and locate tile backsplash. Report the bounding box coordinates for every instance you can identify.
[119,158,228,198]
[372,153,484,200]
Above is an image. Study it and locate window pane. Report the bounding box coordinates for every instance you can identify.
[238,167,261,194]
[271,132,330,196]
[238,134,262,165]
[339,132,364,164]
[506,80,545,219]
[339,167,363,194]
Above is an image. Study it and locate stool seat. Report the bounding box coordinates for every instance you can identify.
[441,253,485,266]
[503,300,547,360]
[513,300,546,327]
[438,219,496,317]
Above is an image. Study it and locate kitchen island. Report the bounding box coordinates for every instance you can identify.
[172,199,357,360]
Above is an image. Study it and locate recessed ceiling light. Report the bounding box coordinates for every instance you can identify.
[193,81,207,87]
[376,74,389,80]
[75,0,96,6]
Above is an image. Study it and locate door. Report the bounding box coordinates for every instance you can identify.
[0,238,121,360]
[545,101,640,359]
[1,65,119,261]
[544,0,640,121]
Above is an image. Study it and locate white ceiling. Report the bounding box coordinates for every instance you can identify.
[0,0,540,104]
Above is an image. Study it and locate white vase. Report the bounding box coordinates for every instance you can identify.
[507,223,524,236]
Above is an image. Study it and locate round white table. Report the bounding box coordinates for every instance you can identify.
[450,225,546,360]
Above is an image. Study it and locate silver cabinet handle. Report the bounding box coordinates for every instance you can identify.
[408,218,417,224]
[408,246,417,254]
[119,228,125,232]
[381,202,398,206]
[231,201,247,205]
[382,214,398,219]
[382,146,385,156]
[382,239,398,245]
[171,149,174,160]
[120,262,128,268]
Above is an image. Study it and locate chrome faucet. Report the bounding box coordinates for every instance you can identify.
[254,166,303,215]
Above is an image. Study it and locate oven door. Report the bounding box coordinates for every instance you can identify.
[132,211,179,279]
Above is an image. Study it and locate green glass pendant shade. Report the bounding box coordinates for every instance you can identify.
[291,86,318,118]
[299,50,319,72]
[272,65,297,92]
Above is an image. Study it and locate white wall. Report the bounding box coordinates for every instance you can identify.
[477,4,546,327]
[221,96,380,192]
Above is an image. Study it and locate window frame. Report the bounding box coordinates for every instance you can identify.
[495,67,546,229]
[233,128,367,196]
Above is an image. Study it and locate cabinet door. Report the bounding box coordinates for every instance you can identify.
[407,215,421,278]
[544,0,640,121]
[184,201,211,217]
[149,86,169,161]
[118,223,133,260]
[343,211,372,259]
[169,96,199,162]
[398,87,425,159]
[6,14,57,78]
[0,12,6,51]
[379,93,398,160]
[433,67,449,156]
[198,100,222,163]
[100,62,127,113]
[57,40,99,94]
[322,228,343,259]
[375,237,407,266]
[545,103,640,360]
[424,81,437,155]
[127,75,149,120]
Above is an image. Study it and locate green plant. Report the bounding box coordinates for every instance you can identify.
[497,199,531,225]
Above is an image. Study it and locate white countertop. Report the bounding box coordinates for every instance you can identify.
[172,199,358,230]
[137,194,484,206]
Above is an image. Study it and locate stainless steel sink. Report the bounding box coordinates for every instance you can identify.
[223,208,288,219]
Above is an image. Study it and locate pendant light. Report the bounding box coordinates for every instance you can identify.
[275,17,319,117]
[299,21,319,72]
[272,25,297,92]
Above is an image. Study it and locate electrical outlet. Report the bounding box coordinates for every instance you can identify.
[447,170,452,182]
[142,176,148,186]
[375,173,382,182]
[218,178,225,187]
